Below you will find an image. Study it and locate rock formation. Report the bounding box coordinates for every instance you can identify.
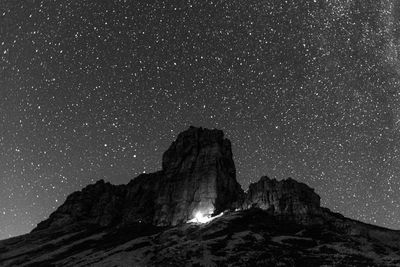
[243,176,321,216]
[10,127,400,267]
[34,179,125,231]
[155,126,244,225]
[33,126,324,233]
[34,126,244,231]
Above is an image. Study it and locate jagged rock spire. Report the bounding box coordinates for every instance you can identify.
[155,126,244,225]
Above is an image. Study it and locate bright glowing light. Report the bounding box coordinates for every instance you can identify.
[187,211,224,224]
[195,211,211,223]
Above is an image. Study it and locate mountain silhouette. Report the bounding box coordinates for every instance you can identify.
[1,127,399,266]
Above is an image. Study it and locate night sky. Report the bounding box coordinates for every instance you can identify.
[1,0,400,240]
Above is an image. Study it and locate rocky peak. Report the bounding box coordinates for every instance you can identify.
[33,126,244,231]
[155,126,244,225]
[243,176,321,216]
[33,126,325,233]
[162,126,227,171]
[34,179,126,231]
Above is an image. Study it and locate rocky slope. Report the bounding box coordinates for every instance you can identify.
[1,126,400,266]
[242,176,321,223]
[1,208,400,266]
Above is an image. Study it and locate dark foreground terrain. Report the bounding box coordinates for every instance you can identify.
[1,208,400,266]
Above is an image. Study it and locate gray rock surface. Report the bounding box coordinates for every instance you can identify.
[155,126,244,225]
[243,176,321,216]
[34,180,126,231]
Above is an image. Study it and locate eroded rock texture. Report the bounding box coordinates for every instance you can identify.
[243,176,321,216]
[34,180,126,231]
[154,126,244,225]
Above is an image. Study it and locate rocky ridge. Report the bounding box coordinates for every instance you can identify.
[35,126,245,231]
[34,126,320,232]
[243,176,321,216]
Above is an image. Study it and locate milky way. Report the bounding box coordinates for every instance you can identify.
[1,0,400,239]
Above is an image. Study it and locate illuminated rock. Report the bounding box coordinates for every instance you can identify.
[154,126,244,225]
[187,211,224,224]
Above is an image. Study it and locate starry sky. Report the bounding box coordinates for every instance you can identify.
[1,0,400,240]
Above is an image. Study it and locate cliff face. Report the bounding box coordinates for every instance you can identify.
[155,126,244,225]
[34,180,125,231]
[243,176,321,216]
[34,126,244,231]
